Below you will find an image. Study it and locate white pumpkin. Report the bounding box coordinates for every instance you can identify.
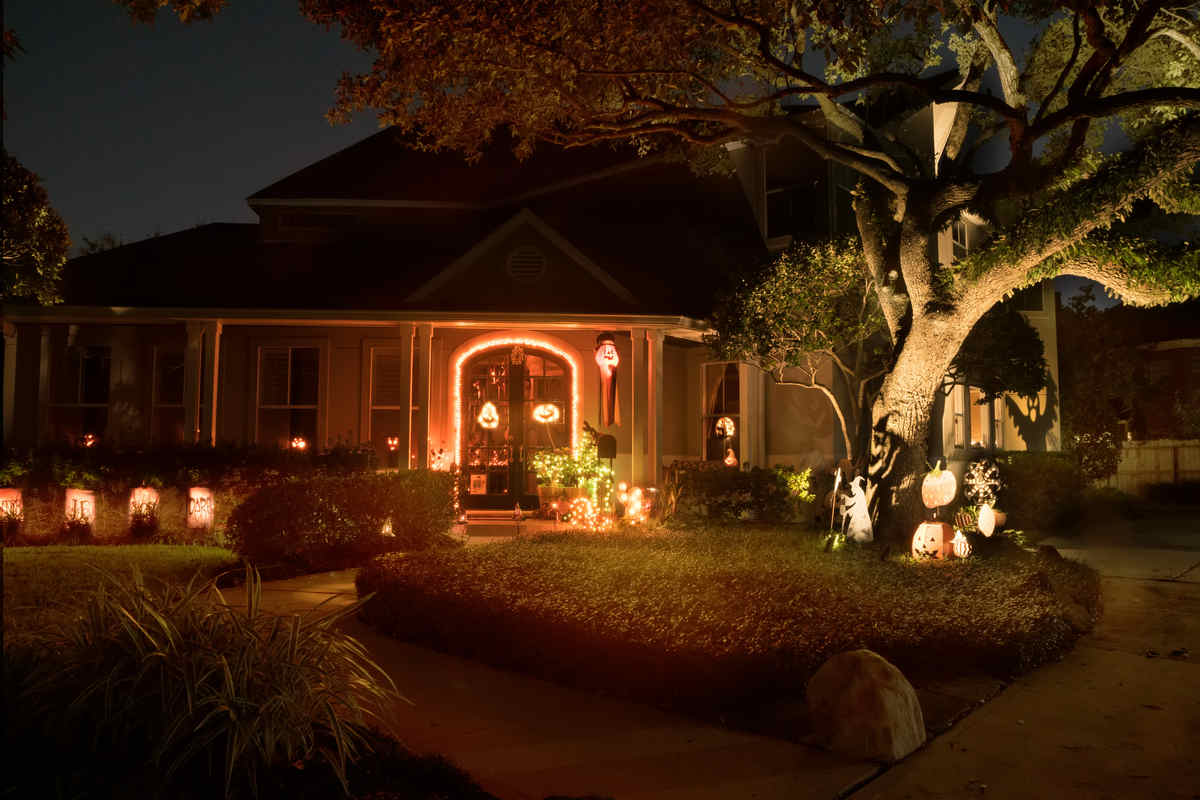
[978,503,996,537]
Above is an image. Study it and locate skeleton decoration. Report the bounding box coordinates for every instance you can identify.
[594,332,620,426]
[842,475,873,542]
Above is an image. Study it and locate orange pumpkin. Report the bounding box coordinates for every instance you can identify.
[921,462,957,509]
[912,521,954,559]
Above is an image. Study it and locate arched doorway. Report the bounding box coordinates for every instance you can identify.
[460,343,572,510]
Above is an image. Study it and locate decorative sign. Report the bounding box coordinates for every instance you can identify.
[187,487,215,529]
[129,486,160,518]
[0,488,23,520]
[594,332,620,427]
[477,401,500,430]
[532,403,561,424]
[65,489,97,525]
[715,416,736,437]
[469,473,488,495]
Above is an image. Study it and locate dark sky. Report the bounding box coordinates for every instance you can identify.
[6,0,377,249]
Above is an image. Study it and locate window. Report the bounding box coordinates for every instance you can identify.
[992,397,1004,450]
[152,348,186,444]
[951,220,969,261]
[703,363,740,463]
[952,384,966,449]
[49,345,110,443]
[969,386,992,448]
[257,346,319,448]
[1010,284,1044,311]
[370,348,410,461]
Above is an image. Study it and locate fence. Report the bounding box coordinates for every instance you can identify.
[1102,439,1200,495]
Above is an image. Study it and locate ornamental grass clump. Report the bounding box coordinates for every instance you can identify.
[4,566,399,799]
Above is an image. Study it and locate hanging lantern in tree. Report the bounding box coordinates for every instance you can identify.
[911,521,954,559]
[951,529,972,558]
[921,461,957,509]
[477,401,500,430]
[978,503,996,537]
[594,332,620,426]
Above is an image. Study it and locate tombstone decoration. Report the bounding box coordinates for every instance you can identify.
[594,332,620,426]
[65,489,97,525]
[0,488,23,520]
[187,487,214,530]
[129,486,160,517]
[842,476,873,542]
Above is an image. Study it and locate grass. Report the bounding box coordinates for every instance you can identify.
[357,526,1101,729]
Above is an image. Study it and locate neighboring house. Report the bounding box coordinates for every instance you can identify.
[1131,338,1200,440]
[1,123,1059,509]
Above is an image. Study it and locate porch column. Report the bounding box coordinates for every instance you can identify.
[36,326,52,442]
[183,322,203,444]
[647,330,664,485]
[199,322,222,445]
[630,327,647,484]
[3,322,17,446]
[413,323,433,468]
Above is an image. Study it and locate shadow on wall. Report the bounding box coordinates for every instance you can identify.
[1005,378,1059,452]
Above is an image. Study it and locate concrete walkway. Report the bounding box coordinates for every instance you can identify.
[854,514,1200,799]
[226,569,880,800]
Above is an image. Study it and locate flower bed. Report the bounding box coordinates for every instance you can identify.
[357,528,1100,724]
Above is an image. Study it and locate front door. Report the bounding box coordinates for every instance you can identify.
[461,345,570,510]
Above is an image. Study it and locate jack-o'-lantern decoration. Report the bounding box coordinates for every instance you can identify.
[290,436,308,451]
[715,416,736,437]
[951,529,972,558]
[921,461,957,509]
[724,448,738,467]
[595,332,621,426]
[977,503,996,537]
[477,401,500,430]
[187,487,214,530]
[386,436,400,452]
[532,403,561,424]
[912,520,954,559]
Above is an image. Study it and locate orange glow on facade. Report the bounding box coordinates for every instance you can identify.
[454,336,581,467]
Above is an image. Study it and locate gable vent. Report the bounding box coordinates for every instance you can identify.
[505,245,547,282]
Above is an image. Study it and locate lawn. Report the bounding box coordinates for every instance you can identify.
[357,527,1101,728]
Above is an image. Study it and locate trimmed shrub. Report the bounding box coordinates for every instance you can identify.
[996,452,1083,531]
[665,461,814,522]
[226,470,456,572]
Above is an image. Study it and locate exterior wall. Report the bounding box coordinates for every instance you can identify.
[766,362,837,470]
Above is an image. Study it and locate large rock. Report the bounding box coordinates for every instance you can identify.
[806,649,926,762]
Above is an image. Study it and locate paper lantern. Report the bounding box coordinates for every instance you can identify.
[911,521,954,559]
[715,416,736,437]
[921,463,957,509]
[977,503,996,537]
[187,487,214,529]
[477,401,500,429]
[0,488,23,520]
[129,486,160,517]
[65,489,97,525]
[532,403,561,424]
[951,529,972,558]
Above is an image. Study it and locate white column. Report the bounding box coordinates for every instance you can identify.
[3,322,17,446]
[413,324,433,468]
[647,330,664,485]
[630,327,647,484]
[37,326,52,442]
[183,322,204,444]
[199,321,222,445]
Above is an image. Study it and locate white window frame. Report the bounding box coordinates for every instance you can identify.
[52,344,111,411]
[951,219,969,262]
[952,383,967,449]
[252,340,328,447]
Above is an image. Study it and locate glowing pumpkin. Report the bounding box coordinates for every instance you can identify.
[921,462,957,509]
[386,436,400,452]
[532,403,561,424]
[951,529,972,558]
[477,401,500,429]
[977,503,996,537]
[911,521,954,559]
[290,436,308,450]
[724,448,738,467]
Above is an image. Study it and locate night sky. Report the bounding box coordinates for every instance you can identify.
[6,0,377,249]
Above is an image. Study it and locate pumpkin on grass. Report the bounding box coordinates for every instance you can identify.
[911,521,954,559]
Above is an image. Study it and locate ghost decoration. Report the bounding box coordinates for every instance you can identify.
[841,475,873,543]
[595,333,621,426]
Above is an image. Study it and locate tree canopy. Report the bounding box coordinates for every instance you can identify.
[2,150,70,305]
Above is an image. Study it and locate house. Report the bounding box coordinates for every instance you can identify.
[1,125,1059,509]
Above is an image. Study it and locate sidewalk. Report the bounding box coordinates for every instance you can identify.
[853,524,1200,799]
[230,570,880,800]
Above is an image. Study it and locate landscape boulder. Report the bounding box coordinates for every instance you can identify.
[806,649,926,762]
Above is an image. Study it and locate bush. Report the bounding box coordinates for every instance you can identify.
[3,567,399,799]
[1143,481,1200,505]
[1067,431,1122,484]
[227,470,456,572]
[996,452,1083,531]
[665,461,813,523]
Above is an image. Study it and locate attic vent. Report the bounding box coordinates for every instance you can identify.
[505,246,547,282]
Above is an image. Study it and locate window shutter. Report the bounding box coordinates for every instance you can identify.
[260,349,290,406]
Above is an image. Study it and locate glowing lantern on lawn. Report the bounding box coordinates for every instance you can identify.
[567,496,612,532]
[187,487,214,530]
[128,486,160,518]
[921,461,957,509]
[977,503,996,537]
[532,403,561,424]
[595,333,620,426]
[65,489,97,525]
[724,448,738,467]
[0,488,23,520]
[911,520,954,559]
[951,529,972,559]
[715,416,736,437]
[477,401,500,430]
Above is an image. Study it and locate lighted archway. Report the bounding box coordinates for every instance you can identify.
[450,333,581,469]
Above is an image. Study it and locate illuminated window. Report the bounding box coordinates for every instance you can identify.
[992,397,1005,450]
[703,363,740,462]
[969,386,992,448]
[951,220,969,261]
[257,346,319,448]
[152,348,186,444]
[50,345,110,443]
[952,384,966,449]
